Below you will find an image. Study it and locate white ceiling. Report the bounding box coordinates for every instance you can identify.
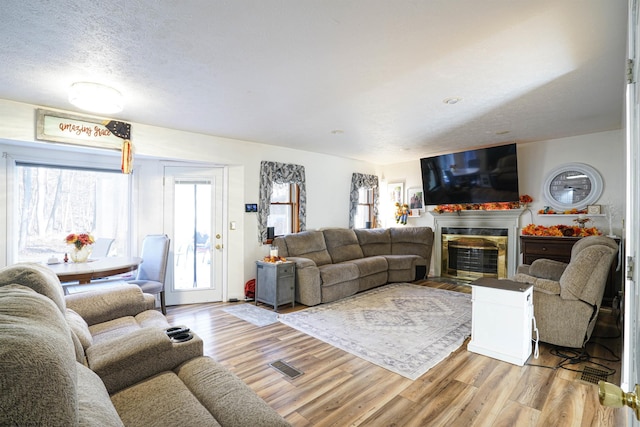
[0,1,628,165]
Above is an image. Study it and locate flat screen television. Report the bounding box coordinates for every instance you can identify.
[420,143,519,205]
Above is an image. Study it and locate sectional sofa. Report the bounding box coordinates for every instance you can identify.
[0,263,290,427]
[273,227,434,306]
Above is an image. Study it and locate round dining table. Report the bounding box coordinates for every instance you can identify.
[46,256,142,284]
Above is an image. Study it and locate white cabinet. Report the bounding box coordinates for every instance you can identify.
[467,278,534,366]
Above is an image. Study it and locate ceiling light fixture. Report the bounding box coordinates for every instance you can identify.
[443,97,462,105]
[68,82,124,114]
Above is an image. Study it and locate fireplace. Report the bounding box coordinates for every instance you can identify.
[429,209,524,279]
[441,228,508,280]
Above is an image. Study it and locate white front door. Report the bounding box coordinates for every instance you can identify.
[163,166,225,305]
[622,0,640,425]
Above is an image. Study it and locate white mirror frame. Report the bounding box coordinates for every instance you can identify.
[542,162,603,211]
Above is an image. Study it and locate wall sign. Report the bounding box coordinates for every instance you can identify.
[36,109,128,150]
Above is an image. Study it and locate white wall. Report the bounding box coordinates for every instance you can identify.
[0,99,375,300]
[0,98,626,299]
[379,129,626,273]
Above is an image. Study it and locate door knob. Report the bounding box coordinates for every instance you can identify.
[598,380,640,420]
[215,244,222,250]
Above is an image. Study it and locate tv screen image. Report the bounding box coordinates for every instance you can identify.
[420,143,519,206]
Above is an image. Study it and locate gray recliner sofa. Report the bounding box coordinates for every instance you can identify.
[273,227,434,306]
[0,263,290,427]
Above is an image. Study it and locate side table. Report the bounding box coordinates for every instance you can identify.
[255,261,296,311]
[467,278,534,366]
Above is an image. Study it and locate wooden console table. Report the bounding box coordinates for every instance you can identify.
[519,236,621,306]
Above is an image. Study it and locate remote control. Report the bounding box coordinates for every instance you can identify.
[166,327,190,337]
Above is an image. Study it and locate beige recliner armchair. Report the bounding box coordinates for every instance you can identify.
[512,235,618,348]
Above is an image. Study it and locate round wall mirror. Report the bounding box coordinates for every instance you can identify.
[542,162,603,211]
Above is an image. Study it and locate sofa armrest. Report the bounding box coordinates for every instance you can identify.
[176,357,291,427]
[516,264,530,275]
[286,257,322,306]
[65,284,156,326]
[86,327,204,394]
[286,256,316,269]
[513,273,561,296]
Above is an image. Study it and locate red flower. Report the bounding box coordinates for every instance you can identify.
[519,194,533,204]
[64,233,95,249]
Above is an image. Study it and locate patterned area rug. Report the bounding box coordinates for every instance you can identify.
[279,283,472,380]
[222,303,279,327]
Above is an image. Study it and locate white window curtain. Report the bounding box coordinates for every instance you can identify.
[349,173,380,229]
[258,161,306,242]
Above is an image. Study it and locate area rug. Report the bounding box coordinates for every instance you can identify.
[222,303,279,327]
[279,283,472,380]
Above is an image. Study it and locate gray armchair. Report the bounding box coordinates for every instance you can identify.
[128,234,170,314]
[512,235,618,348]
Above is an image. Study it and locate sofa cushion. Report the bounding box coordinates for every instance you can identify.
[354,228,391,256]
[390,227,434,265]
[283,231,332,266]
[318,263,360,286]
[0,285,78,426]
[349,256,388,276]
[323,228,364,263]
[110,371,221,426]
[528,259,568,281]
[88,310,170,345]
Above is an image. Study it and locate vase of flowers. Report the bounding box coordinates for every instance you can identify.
[65,233,95,263]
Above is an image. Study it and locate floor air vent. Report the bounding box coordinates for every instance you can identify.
[580,366,609,384]
[269,360,303,379]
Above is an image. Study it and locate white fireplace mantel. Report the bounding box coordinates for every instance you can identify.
[429,209,526,278]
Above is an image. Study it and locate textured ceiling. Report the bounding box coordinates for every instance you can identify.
[0,1,628,164]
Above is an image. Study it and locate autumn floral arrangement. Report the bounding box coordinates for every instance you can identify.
[433,195,533,214]
[65,232,95,249]
[537,207,588,215]
[521,223,601,237]
[262,255,287,263]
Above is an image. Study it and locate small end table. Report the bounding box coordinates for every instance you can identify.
[255,261,295,312]
[467,278,534,366]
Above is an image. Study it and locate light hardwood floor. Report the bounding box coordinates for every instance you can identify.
[166,280,627,426]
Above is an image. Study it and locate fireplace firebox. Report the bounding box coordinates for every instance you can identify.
[441,227,508,281]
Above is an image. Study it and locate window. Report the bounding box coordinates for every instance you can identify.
[258,161,306,242]
[268,182,299,236]
[14,163,131,262]
[354,187,374,229]
[349,173,379,229]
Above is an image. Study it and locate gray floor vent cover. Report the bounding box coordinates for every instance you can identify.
[580,366,609,384]
[269,360,303,379]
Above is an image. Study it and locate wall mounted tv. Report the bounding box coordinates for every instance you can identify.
[420,143,519,206]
